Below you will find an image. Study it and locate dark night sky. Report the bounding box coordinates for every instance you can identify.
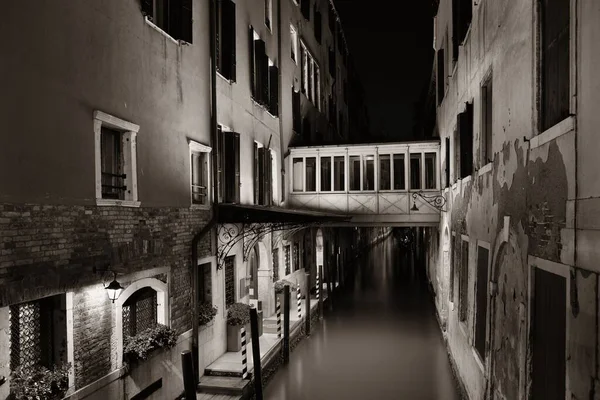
[334,1,434,141]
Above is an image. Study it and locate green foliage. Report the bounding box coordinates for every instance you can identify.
[227,302,251,326]
[10,363,70,400]
[123,324,178,362]
[198,303,218,326]
[274,279,296,293]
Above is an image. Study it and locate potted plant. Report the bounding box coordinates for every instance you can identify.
[226,302,251,352]
[198,303,218,326]
[10,363,70,400]
[123,323,178,363]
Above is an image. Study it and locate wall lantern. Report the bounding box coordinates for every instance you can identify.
[105,273,124,303]
[411,191,447,213]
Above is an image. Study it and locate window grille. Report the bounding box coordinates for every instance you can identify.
[123,287,158,337]
[225,256,235,307]
[101,127,126,200]
[284,245,291,275]
[10,300,53,373]
[272,248,280,282]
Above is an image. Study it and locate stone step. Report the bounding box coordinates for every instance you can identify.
[197,375,250,396]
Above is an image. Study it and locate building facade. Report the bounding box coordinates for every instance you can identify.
[427,0,600,399]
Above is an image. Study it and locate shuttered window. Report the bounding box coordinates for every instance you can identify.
[250,28,279,115]
[292,88,301,133]
[474,246,489,361]
[451,0,471,62]
[437,48,445,105]
[141,0,193,43]
[481,75,493,164]
[219,129,240,204]
[458,102,473,179]
[216,0,236,81]
[254,145,273,206]
[459,239,469,322]
[541,0,570,131]
[101,127,125,200]
[301,0,310,20]
[314,8,322,43]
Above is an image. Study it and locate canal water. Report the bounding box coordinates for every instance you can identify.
[264,236,462,400]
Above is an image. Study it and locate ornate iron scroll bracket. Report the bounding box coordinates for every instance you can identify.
[412,191,447,212]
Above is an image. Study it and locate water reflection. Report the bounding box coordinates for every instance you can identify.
[264,236,461,400]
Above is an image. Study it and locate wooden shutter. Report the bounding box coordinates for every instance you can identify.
[445,137,450,188]
[452,0,459,61]
[437,49,445,104]
[233,132,240,203]
[142,0,153,19]
[329,48,335,77]
[181,0,193,43]
[266,151,273,206]
[293,88,301,133]
[228,0,236,81]
[269,65,279,116]
[458,103,473,178]
[260,54,269,106]
[216,1,222,72]
[254,39,267,104]
[315,10,322,43]
[301,0,310,20]
[217,126,224,202]
[249,27,256,99]
[328,3,335,32]
[258,147,265,205]
[474,246,489,360]
[254,143,260,204]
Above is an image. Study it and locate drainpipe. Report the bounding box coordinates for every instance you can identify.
[277,0,285,204]
[191,0,220,382]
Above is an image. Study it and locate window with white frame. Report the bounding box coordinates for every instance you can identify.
[290,25,298,63]
[94,111,140,207]
[189,140,211,206]
[122,287,158,338]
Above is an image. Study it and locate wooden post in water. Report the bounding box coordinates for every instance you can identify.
[305,273,311,335]
[318,265,323,319]
[283,285,290,363]
[250,306,263,400]
[181,350,197,400]
[326,262,333,311]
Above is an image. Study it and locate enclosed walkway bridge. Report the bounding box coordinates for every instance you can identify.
[287,140,443,227]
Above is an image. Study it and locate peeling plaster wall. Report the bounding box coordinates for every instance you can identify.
[428,0,600,399]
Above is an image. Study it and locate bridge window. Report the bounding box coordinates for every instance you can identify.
[320,157,332,191]
[349,156,361,191]
[393,154,406,190]
[306,157,317,191]
[410,154,421,190]
[333,156,345,191]
[379,155,391,191]
[293,158,303,192]
[425,153,437,189]
[363,155,375,191]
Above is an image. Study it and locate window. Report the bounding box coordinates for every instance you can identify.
[250,29,279,114]
[425,153,437,189]
[328,2,336,33]
[453,126,460,182]
[94,111,140,207]
[459,239,469,322]
[225,256,235,306]
[393,154,406,190]
[321,157,332,191]
[314,6,322,43]
[198,262,212,306]
[272,248,280,282]
[293,242,300,271]
[540,0,570,131]
[284,245,291,275]
[445,138,451,188]
[293,158,304,192]
[410,154,421,190]
[437,48,445,105]
[363,155,375,191]
[379,155,391,190]
[458,103,474,179]
[190,141,211,206]
[475,245,489,360]
[253,142,273,206]
[216,0,236,81]
[217,127,240,203]
[10,295,67,374]
[306,157,317,192]
[300,42,320,108]
[301,0,310,20]
[292,87,301,133]
[264,0,272,30]
[290,25,298,63]
[450,233,456,301]
[333,156,345,191]
[481,75,493,165]
[141,0,193,43]
[349,156,361,190]
[451,0,472,62]
[123,287,158,338]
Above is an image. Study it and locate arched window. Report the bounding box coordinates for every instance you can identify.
[122,287,158,338]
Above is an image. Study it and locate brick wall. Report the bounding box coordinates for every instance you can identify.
[0,203,212,388]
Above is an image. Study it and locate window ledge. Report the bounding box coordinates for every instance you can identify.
[144,16,183,46]
[472,347,485,372]
[459,320,469,340]
[530,116,575,149]
[478,162,492,176]
[461,175,472,184]
[191,204,211,210]
[96,199,141,208]
[217,71,233,84]
[251,98,279,119]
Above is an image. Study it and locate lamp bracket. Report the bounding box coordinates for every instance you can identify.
[412,191,447,212]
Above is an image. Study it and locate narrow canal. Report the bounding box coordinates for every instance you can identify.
[264,236,462,400]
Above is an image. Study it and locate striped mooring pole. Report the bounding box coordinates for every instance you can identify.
[316,270,320,301]
[241,326,248,379]
[276,295,282,338]
[297,283,302,320]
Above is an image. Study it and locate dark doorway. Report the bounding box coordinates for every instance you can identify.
[532,268,566,399]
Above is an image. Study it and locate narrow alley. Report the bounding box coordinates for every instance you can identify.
[264,236,462,400]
